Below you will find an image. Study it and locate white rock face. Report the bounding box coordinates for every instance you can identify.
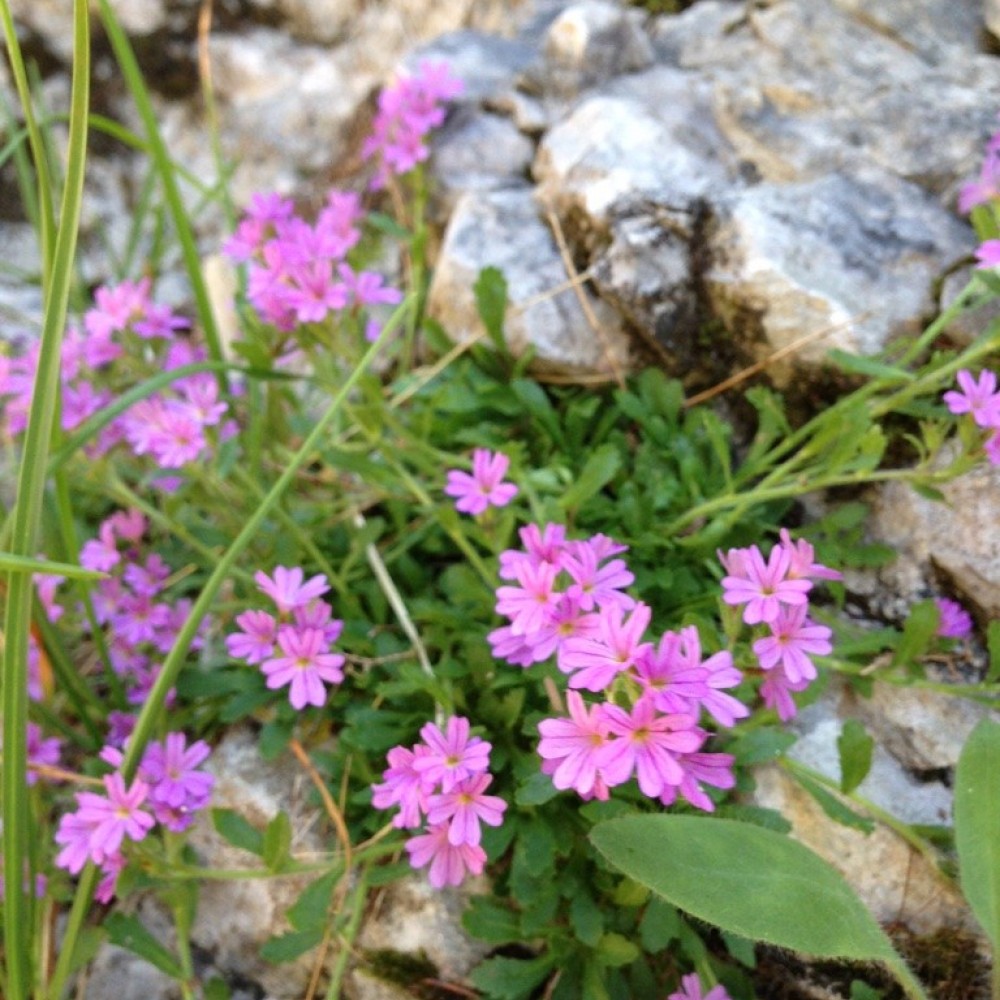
[427,188,633,376]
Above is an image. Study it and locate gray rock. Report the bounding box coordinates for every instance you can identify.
[703,171,972,378]
[534,66,735,228]
[187,727,329,1000]
[989,0,1000,42]
[352,877,490,989]
[427,188,633,376]
[429,109,535,220]
[542,0,654,95]
[863,460,1000,622]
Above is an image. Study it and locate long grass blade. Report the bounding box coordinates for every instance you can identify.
[1,0,89,995]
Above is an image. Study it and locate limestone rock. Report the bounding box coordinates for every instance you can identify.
[863,461,1000,622]
[703,171,971,379]
[543,0,654,95]
[429,109,536,220]
[187,727,329,999]
[427,188,633,376]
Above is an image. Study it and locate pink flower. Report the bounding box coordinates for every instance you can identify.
[260,626,345,709]
[760,670,812,722]
[976,240,1000,269]
[633,631,710,717]
[658,752,736,813]
[959,133,1000,213]
[405,823,486,889]
[598,699,704,797]
[668,972,731,1000]
[426,772,507,846]
[753,605,832,684]
[720,543,812,625]
[537,691,612,799]
[26,722,61,785]
[413,717,491,793]
[777,529,842,582]
[498,523,569,580]
[254,566,330,614]
[54,773,154,873]
[944,369,1000,428]
[561,540,635,611]
[139,733,214,832]
[444,449,518,516]
[935,597,973,639]
[561,602,653,692]
[494,559,560,637]
[227,610,278,664]
[372,744,434,828]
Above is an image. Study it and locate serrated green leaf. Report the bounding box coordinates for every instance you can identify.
[517,819,558,877]
[838,720,874,795]
[211,807,264,856]
[729,728,796,766]
[471,955,556,1000]
[590,815,898,962]
[954,719,1000,949]
[263,810,293,871]
[260,927,325,964]
[104,913,184,979]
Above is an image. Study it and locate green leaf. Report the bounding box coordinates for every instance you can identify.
[0,551,106,579]
[850,981,885,1000]
[954,719,1000,949]
[828,350,914,383]
[287,871,337,931]
[729,728,796,766]
[570,893,605,946]
[511,379,563,446]
[462,896,523,946]
[104,913,185,979]
[517,819,558,877]
[211,808,264,856]
[986,620,1000,683]
[595,932,639,967]
[794,770,875,834]
[838,720,875,795]
[470,954,556,999]
[474,266,509,354]
[638,897,680,952]
[263,810,293,871]
[515,771,561,806]
[203,977,232,1000]
[590,815,898,962]
[558,444,622,511]
[260,927,324,964]
[891,599,939,672]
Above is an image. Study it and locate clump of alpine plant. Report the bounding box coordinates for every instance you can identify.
[226,566,346,710]
[372,716,507,888]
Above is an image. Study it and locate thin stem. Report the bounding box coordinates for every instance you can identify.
[324,869,369,1000]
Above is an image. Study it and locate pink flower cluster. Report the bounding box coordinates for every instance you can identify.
[959,130,1000,214]
[362,61,464,189]
[0,277,229,477]
[944,368,1000,465]
[226,567,346,710]
[492,525,739,811]
[79,509,210,711]
[720,529,838,721]
[444,448,518,515]
[223,189,401,336]
[372,716,507,888]
[55,731,213,902]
